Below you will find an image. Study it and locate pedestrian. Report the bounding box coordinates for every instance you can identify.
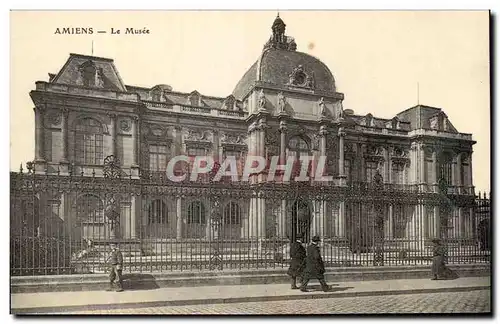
[287,233,306,289]
[106,243,124,292]
[431,238,445,280]
[300,235,330,292]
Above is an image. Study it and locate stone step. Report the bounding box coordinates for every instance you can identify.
[10,264,490,293]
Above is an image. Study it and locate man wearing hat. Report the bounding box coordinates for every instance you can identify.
[300,235,330,292]
[287,233,306,289]
[106,243,124,292]
[431,238,448,280]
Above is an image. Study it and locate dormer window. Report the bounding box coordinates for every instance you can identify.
[188,91,201,106]
[365,114,374,127]
[78,60,104,88]
[222,95,236,110]
[150,88,163,102]
[391,117,400,129]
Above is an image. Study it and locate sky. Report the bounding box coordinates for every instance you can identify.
[9,11,490,192]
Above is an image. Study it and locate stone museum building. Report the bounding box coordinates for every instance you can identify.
[11,15,488,275]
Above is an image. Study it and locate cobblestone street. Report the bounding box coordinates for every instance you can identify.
[68,290,490,315]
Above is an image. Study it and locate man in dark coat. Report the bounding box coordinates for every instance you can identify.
[431,238,458,280]
[300,236,330,292]
[431,238,446,280]
[106,243,124,292]
[287,234,306,289]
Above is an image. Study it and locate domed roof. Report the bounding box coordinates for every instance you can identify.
[232,48,336,100]
[232,15,336,100]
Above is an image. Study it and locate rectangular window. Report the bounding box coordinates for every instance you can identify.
[75,133,103,165]
[461,162,469,186]
[392,163,404,185]
[426,160,434,184]
[344,159,351,182]
[365,161,378,183]
[224,150,243,175]
[149,144,169,172]
[393,204,407,238]
[187,147,207,157]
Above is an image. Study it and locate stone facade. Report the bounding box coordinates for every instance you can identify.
[27,15,476,247]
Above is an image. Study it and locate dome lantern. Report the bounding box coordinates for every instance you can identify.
[264,14,295,51]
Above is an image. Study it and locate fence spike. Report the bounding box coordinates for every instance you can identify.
[19,163,23,173]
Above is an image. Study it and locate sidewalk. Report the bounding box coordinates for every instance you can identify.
[11,276,490,314]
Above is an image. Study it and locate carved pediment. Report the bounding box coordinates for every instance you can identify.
[220,132,246,145]
[184,128,212,142]
[366,145,383,157]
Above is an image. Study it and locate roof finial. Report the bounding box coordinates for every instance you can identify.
[277,11,280,18]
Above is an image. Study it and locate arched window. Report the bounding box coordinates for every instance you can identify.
[288,136,310,177]
[74,118,104,165]
[288,136,309,157]
[148,199,167,224]
[223,202,241,225]
[438,152,453,186]
[187,201,206,224]
[76,194,104,223]
[461,154,470,187]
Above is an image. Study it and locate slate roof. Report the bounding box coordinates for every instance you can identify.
[232,48,336,100]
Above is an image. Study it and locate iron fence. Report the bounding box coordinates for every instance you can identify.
[10,160,490,276]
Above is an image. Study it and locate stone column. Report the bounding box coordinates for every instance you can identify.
[434,205,440,238]
[387,204,394,239]
[130,195,141,239]
[205,208,212,240]
[432,151,437,191]
[278,199,286,238]
[212,130,219,162]
[410,142,417,185]
[468,153,473,193]
[258,193,266,238]
[34,105,46,162]
[419,144,425,185]
[321,201,327,237]
[109,113,117,158]
[458,207,463,237]
[388,149,393,184]
[131,116,139,167]
[279,120,287,164]
[176,195,183,239]
[338,201,345,237]
[249,195,258,238]
[456,153,462,190]
[384,147,389,183]
[360,143,366,181]
[338,127,345,178]
[469,207,475,239]
[60,107,69,163]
